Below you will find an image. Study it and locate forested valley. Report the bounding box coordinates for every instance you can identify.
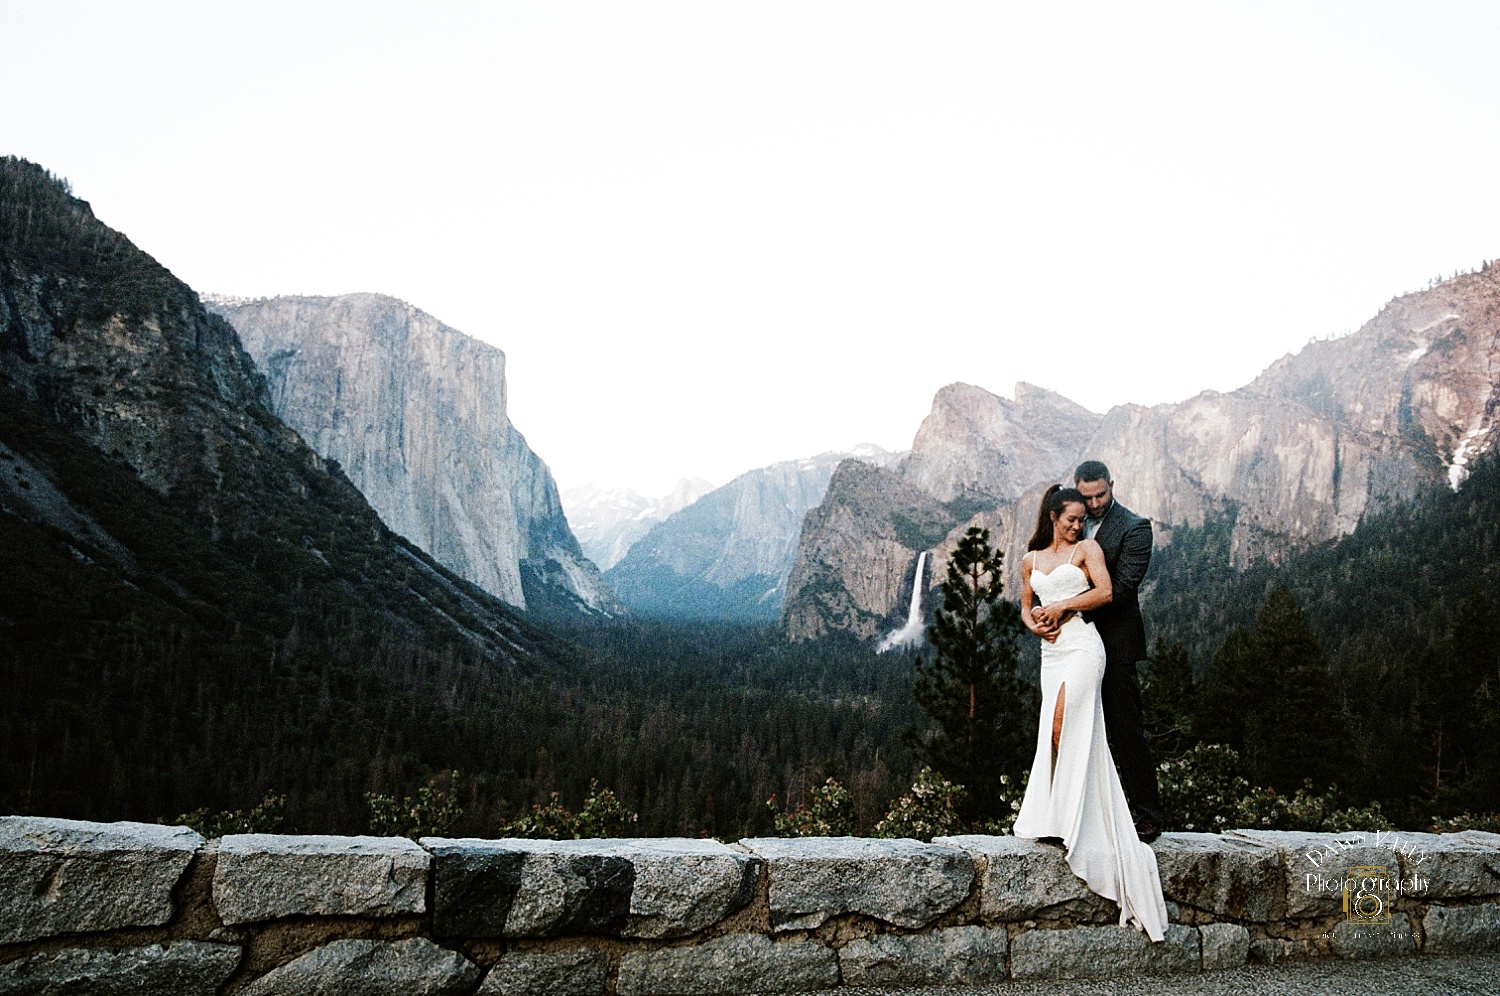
[5,438,1498,839]
[0,367,922,836]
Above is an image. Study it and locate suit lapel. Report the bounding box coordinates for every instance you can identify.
[1092,501,1126,555]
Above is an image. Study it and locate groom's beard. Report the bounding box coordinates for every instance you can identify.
[1084,499,1113,538]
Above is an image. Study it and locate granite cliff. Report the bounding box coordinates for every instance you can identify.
[0,157,585,823]
[206,294,620,618]
[901,382,1104,504]
[606,446,898,620]
[0,156,548,660]
[784,264,1500,641]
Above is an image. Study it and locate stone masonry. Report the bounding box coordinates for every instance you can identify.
[2,817,1498,994]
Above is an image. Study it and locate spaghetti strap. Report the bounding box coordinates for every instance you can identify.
[1068,544,1082,567]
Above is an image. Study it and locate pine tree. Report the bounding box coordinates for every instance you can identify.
[1419,591,1500,809]
[1142,638,1195,758]
[1193,626,1255,750]
[1195,586,1350,793]
[911,527,1033,820]
[1241,587,1348,791]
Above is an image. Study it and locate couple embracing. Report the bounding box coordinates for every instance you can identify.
[1012,460,1169,942]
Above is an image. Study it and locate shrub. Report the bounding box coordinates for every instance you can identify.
[970,769,1028,836]
[172,790,286,838]
[366,772,464,839]
[1158,743,1252,833]
[1429,811,1500,834]
[500,780,639,839]
[872,767,967,841]
[1159,743,1395,832]
[768,777,854,836]
[1235,782,1394,832]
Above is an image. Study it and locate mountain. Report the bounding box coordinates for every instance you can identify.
[0,157,563,826]
[605,446,900,620]
[205,293,620,619]
[781,458,974,641]
[784,263,1500,641]
[901,382,1104,503]
[562,478,714,571]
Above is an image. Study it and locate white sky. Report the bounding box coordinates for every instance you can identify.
[5,2,1500,496]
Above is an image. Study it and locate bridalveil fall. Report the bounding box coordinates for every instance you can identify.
[877,551,928,652]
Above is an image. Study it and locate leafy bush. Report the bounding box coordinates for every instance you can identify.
[172,791,286,838]
[1158,744,1252,833]
[872,767,967,841]
[499,780,639,839]
[1235,783,1394,832]
[1160,743,1394,832]
[1428,811,1500,834]
[366,772,464,839]
[970,770,1028,836]
[768,777,854,836]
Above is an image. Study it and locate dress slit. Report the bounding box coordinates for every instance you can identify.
[1050,682,1066,784]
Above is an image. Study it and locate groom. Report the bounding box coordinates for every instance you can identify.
[1047,460,1164,842]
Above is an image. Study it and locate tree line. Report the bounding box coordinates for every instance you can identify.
[5,363,1498,837]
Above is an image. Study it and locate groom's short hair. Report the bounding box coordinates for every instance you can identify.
[1075,460,1111,484]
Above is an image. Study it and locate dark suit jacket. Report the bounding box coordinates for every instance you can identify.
[1083,499,1152,666]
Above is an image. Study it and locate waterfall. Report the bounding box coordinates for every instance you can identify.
[877,551,928,653]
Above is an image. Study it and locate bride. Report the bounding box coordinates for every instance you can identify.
[1012,484,1168,941]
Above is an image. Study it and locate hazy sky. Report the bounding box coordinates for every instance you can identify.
[6,2,1500,496]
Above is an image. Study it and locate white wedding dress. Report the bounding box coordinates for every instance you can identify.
[1012,553,1168,941]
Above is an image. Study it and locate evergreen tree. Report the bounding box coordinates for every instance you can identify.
[1242,587,1348,791]
[1419,591,1500,810]
[1193,626,1255,750]
[1142,638,1195,758]
[911,527,1033,820]
[1195,586,1350,793]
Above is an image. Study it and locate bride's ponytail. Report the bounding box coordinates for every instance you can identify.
[1028,484,1063,551]
[1028,484,1088,551]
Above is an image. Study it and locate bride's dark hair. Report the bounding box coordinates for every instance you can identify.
[1027,484,1087,551]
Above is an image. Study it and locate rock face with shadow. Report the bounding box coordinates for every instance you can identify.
[207,293,620,618]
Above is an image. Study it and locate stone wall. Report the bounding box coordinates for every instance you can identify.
[2,817,1498,994]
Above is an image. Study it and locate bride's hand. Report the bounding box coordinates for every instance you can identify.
[1030,606,1062,643]
[1033,604,1066,629]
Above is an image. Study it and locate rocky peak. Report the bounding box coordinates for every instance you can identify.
[781,458,968,642]
[0,155,540,656]
[901,382,1105,503]
[206,293,621,617]
[563,478,716,571]
[1241,263,1500,488]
